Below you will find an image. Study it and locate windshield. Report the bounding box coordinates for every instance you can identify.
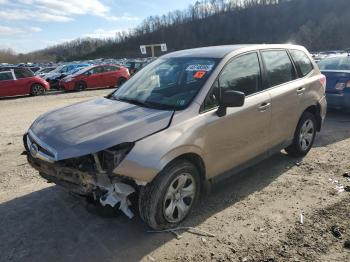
[318,56,350,70]
[50,65,65,74]
[111,57,218,110]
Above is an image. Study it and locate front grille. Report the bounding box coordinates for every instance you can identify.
[26,131,57,162]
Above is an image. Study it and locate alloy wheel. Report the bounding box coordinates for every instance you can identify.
[299,119,315,151]
[32,84,44,95]
[163,173,196,223]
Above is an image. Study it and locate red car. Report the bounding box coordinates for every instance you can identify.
[59,64,130,91]
[0,68,50,98]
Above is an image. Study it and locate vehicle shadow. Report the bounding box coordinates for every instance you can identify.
[314,109,350,147]
[0,152,298,262]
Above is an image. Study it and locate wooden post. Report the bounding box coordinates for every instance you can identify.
[151,45,155,58]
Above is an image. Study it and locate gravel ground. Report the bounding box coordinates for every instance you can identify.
[0,90,349,262]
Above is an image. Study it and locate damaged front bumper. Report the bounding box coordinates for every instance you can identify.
[25,132,138,218]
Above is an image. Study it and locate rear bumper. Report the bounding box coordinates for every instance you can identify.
[319,95,327,126]
[326,92,350,109]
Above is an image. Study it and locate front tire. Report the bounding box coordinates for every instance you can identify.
[285,112,317,157]
[75,81,86,91]
[138,160,200,229]
[30,84,45,96]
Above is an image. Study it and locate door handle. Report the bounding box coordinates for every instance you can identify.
[258,102,271,112]
[297,87,306,95]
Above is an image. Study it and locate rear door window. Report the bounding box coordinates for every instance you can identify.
[0,71,14,81]
[105,66,119,72]
[261,50,296,87]
[290,50,314,77]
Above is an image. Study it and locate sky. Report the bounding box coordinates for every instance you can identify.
[0,0,195,53]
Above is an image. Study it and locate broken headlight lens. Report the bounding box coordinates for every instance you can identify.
[100,142,134,173]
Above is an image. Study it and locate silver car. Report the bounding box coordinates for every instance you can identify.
[24,45,327,229]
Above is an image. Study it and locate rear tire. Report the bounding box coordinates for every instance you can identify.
[118,77,127,87]
[30,84,45,96]
[285,112,317,157]
[138,160,200,229]
[75,81,86,91]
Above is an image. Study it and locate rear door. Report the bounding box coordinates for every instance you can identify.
[201,52,272,177]
[0,71,16,97]
[13,69,35,95]
[260,49,301,147]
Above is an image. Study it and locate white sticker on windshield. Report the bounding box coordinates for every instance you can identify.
[186,64,214,72]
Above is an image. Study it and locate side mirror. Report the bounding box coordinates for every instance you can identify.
[85,71,91,76]
[217,90,245,117]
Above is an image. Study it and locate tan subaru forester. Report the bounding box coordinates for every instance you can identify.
[24,44,327,229]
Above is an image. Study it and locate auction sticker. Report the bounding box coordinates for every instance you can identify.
[186,64,213,71]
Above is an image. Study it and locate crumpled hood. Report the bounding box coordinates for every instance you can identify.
[30,98,173,160]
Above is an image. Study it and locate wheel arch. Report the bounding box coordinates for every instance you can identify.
[30,82,45,95]
[75,80,87,87]
[159,152,207,192]
[303,104,322,131]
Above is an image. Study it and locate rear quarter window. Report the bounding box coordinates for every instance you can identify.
[290,50,314,77]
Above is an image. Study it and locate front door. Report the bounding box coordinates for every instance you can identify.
[86,66,104,88]
[201,52,272,178]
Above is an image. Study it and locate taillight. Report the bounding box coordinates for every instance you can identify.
[335,82,346,90]
[334,80,350,90]
[319,74,326,88]
[346,80,350,89]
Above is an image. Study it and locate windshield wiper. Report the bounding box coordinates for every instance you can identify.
[116,97,154,108]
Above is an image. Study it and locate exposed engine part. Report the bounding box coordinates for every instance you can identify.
[27,150,137,219]
[93,153,106,174]
[100,182,135,218]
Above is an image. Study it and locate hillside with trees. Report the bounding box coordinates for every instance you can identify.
[3,0,350,63]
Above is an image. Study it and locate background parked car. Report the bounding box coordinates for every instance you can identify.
[35,67,56,78]
[60,64,130,91]
[43,63,90,89]
[318,54,350,110]
[124,60,147,75]
[0,68,49,97]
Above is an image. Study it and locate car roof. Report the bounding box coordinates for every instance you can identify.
[321,54,350,59]
[162,44,307,58]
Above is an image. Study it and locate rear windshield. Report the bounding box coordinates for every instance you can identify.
[112,57,219,110]
[318,56,350,70]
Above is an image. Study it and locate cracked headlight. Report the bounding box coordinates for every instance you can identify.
[100,142,134,173]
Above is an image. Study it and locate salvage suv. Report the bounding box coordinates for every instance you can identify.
[24,45,327,229]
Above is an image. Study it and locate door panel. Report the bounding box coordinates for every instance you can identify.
[203,92,272,178]
[13,78,31,95]
[268,81,302,145]
[261,49,301,146]
[200,51,272,178]
[0,80,15,97]
[86,67,103,88]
